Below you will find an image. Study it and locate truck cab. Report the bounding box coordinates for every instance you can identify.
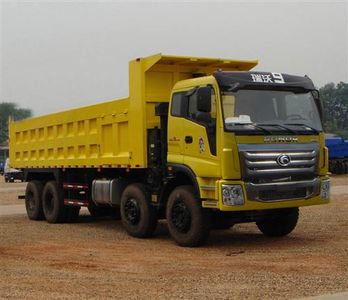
[163,71,329,245]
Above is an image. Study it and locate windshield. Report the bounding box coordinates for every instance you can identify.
[221,89,323,134]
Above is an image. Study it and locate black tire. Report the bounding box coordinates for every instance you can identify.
[340,162,345,174]
[120,183,158,238]
[328,163,333,174]
[25,180,45,220]
[344,162,348,174]
[256,208,299,237]
[65,206,80,223]
[332,163,336,174]
[42,181,66,223]
[166,186,210,247]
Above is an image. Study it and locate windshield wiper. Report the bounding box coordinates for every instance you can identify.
[251,124,273,134]
[283,123,319,133]
[257,123,297,134]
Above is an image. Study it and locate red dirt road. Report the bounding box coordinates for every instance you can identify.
[0,176,347,299]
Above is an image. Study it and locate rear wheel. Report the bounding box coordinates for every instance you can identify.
[338,161,346,174]
[25,180,45,220]
[256,208,299,237]
[166,186,210,247]
[344,162,348,174]
[120,183,158,238]
[42,181,66,223]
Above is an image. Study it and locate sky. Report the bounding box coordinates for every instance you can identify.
[0,0,347,116]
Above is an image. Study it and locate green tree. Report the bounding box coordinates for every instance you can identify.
[334,82,348,130]
[320,82,348,137]
[0,102,32,144]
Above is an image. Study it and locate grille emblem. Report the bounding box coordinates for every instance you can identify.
[276,154,291,167]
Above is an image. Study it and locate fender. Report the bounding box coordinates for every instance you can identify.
[167,163,200,198]
[24,168,62,183]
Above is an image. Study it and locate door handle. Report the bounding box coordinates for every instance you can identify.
[185,136,193,144]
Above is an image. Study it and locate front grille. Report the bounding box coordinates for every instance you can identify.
[239,143,319,181]
[239,143,320,202]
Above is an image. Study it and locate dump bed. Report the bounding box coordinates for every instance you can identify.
[9,53,257,169]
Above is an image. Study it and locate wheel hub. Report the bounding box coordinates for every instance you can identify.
[124,198,140,225]
[171,199,191,233]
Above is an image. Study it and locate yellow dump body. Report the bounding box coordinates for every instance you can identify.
[9,54,257,169]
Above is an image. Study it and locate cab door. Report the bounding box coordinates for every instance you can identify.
[168,85,220,178]
[183,86,220,178]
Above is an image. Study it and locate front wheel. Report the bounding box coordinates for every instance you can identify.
[120,183,158,238]
[256,208,299,237]
[166,186,210,247]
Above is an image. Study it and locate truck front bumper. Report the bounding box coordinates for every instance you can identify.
[202,176,330,211]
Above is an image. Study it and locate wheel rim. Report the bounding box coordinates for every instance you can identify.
[27,190,35,211]
[124,198,140,225]
[45,193,54,214]
[171,198,191,233]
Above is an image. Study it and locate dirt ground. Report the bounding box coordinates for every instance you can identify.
[0,175,347,299]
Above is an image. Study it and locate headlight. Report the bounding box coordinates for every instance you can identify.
[320,180,330,200]
[222,184,244,206]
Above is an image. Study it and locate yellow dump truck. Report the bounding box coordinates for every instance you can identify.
[9,54,330,246]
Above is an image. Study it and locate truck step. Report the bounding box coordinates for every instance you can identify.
[63,184,89,190]
[64,199,88,207]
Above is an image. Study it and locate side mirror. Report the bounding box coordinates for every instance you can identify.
[311,89,324,127]
[196,87,212,112]
[311,90,320,100]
